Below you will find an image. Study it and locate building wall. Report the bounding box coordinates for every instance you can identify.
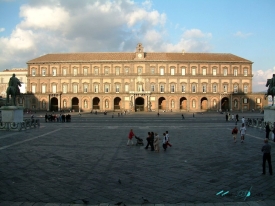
[25,59,267,112]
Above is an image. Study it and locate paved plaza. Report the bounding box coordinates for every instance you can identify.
[0,111,274,206]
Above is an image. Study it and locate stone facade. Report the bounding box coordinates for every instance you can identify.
[25,43,267,112]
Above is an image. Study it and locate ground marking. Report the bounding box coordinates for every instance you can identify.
[0,129,61,151]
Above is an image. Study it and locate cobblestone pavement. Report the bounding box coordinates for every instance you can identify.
[0,112,274,206]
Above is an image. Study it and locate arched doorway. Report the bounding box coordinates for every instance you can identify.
[135,97,144,112]
[50,97,58,112]
[221,97,230,111]
[201,97,208,110]
[180,97,187,110]
[114,97,121,110]
[72,97,79,112]
[93,97,100,110]
[158,97,166,111]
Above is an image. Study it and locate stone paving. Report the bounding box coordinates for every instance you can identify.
[0,111,274,206]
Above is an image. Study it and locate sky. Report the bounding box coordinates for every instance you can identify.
[0,0,274,92]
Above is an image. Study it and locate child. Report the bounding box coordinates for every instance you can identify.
[154,133,160,152]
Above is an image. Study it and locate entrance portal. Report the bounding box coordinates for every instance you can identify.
[72,97,79,112]
[50,97,58,112]
[221,97,230,111]
[135,97,144,112]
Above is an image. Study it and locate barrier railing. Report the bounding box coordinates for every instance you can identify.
[0,119,40,131]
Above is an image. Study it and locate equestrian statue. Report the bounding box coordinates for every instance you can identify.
[265,74,275,106]
[6,73,21,106]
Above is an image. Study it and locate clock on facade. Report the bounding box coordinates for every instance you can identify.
[138,53,142,58]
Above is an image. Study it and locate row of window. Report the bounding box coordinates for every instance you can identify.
[32,84,249,94]
[31,67,249,77]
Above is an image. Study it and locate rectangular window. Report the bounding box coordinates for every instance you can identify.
[125,68,129,74]
[42,69,46,76]
[234,69,238,76]
[83,68,88,76]
[63,68,67,76]
[151,85,155,92]
[160,68,164,75]
[32,69,36,76]
[52,85,57,93]
[105,85,109,93]
[125,85,129,92]
[192,85,196,93]
[244,69,248,76]
[160,85,164,92]
[223,85,227,93]
[105,68,109,75]
[73,68,77,76]
[151,68,155,74]
[94,68,99,75]
[202,85,206,93]
[181,85,186,93]
[42,85,46,93]
[181,68,186,75]
[171,68,175,75]
[213,85,217,93]
[84,85,88,93]
[94,85,98,93]
[234,85,238,93]
[243,98,248,104]
[52,68,56,76]
[138,67,142,75]
[115,67,120,75]
[202,68,206,75]
[213,68,216,76]
[73,85,77,93]
[244,85,248,93]
[256,98,261,103]
[192,68,196,75]
[223,68,227,76]
[171,85,175,93]
[63,85,67,93]
[116,85,120,93]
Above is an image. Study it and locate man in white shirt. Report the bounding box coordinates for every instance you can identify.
[240,123,246,143]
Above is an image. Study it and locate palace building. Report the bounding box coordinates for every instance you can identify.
[25,43,266,112]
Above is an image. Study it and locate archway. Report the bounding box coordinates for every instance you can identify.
[201,97,208,110]
[114,97,121,110]
[93,97,100,110]
[158,97,166,111]
[50,97,58,112]
[180,97,187,110]
[71,97,79,112]
[135,97,144,112]
[221,97,230,111]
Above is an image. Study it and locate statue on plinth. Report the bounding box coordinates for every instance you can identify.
[6,73,21,106]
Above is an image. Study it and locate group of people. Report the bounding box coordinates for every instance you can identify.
[45,113,71,122]
[226,113,239,122]
[127,129,172,152]
[231,123,246,143]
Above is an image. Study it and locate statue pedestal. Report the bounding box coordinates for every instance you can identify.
[0,106,24,122]
[264,106,275,123]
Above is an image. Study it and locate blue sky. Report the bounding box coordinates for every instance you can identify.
[0,0,274,92]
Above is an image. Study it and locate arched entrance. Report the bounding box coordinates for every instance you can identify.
[180,97,187,110]
[50,97,58,112]
[135,97,144,112]
[93,97,100,110]
[114,97,121,110]
[158,97,166,111]
[72,97,79,112]
[221,97,230,111]
[201,97,208,110]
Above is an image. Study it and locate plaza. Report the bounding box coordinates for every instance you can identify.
[0,112,274,206]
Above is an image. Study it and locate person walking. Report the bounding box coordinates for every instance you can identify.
[154,133,160,152]
[145,132,152,149]
[150,132,155,151]
[266,123,271,140]
[240,123,246,143]
[127,129,135,146]
[261,138,273,175]
[162,132,167,151]
[236,114,239,122]
[242,117,245,124]
[165,131,172,147]
[232,126,238,143]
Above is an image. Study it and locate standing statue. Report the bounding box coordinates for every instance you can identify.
[265,74,275,106]
[6,73,21,106]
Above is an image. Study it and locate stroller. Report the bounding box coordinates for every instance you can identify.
[135,135,144,146]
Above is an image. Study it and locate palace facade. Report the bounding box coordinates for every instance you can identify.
[25,43,266,112]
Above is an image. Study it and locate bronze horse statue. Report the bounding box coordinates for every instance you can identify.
[6,74,21,106]
[265,78,275,106]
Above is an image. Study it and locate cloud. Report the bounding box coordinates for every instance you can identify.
[234,31,253,38]
[252,67,275,92]
[0,0,213,71]
[0,28,5,32]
